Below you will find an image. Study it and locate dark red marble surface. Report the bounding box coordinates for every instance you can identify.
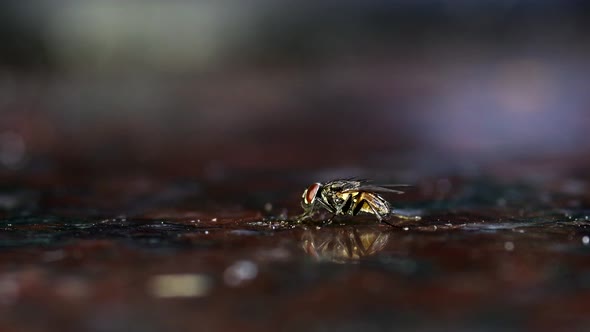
[2,157,590,331]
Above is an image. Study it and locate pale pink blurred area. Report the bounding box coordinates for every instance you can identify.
[2,1,590,177]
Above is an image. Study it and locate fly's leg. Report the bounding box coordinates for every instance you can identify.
[295,210,314,223]
[320,195,351,225]
[326,214,337,224]
[339,195,354,215]
[296,208,337,225]
[370,205,395,227]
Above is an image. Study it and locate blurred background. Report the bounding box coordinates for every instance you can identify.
[2,0,590,182]
[4,4,590,331]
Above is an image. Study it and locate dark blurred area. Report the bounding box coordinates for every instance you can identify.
[2,1,590,180]
[5,3,590,332]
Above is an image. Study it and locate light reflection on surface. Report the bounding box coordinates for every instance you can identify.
[301,226,389,263]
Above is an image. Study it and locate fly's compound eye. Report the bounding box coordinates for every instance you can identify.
[303,183,321,205]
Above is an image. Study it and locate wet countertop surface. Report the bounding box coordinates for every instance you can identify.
[2,161,590,332]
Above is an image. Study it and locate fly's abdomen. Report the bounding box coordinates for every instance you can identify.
[351,192,390,218]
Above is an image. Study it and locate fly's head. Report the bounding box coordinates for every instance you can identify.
[301,182,322,212]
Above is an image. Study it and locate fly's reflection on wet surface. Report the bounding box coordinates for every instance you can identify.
[301,226,389,263]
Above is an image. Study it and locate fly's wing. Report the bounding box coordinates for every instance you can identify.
[326,179,410,194]
[342,182,410,194]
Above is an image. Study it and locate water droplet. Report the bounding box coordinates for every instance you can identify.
[223,260,258,287]
[582,236,589,245]
[504,241,515,251]
[264,203,273,212]
[149,274,211,298]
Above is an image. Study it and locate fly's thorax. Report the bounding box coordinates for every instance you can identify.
[332,191,352,205]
